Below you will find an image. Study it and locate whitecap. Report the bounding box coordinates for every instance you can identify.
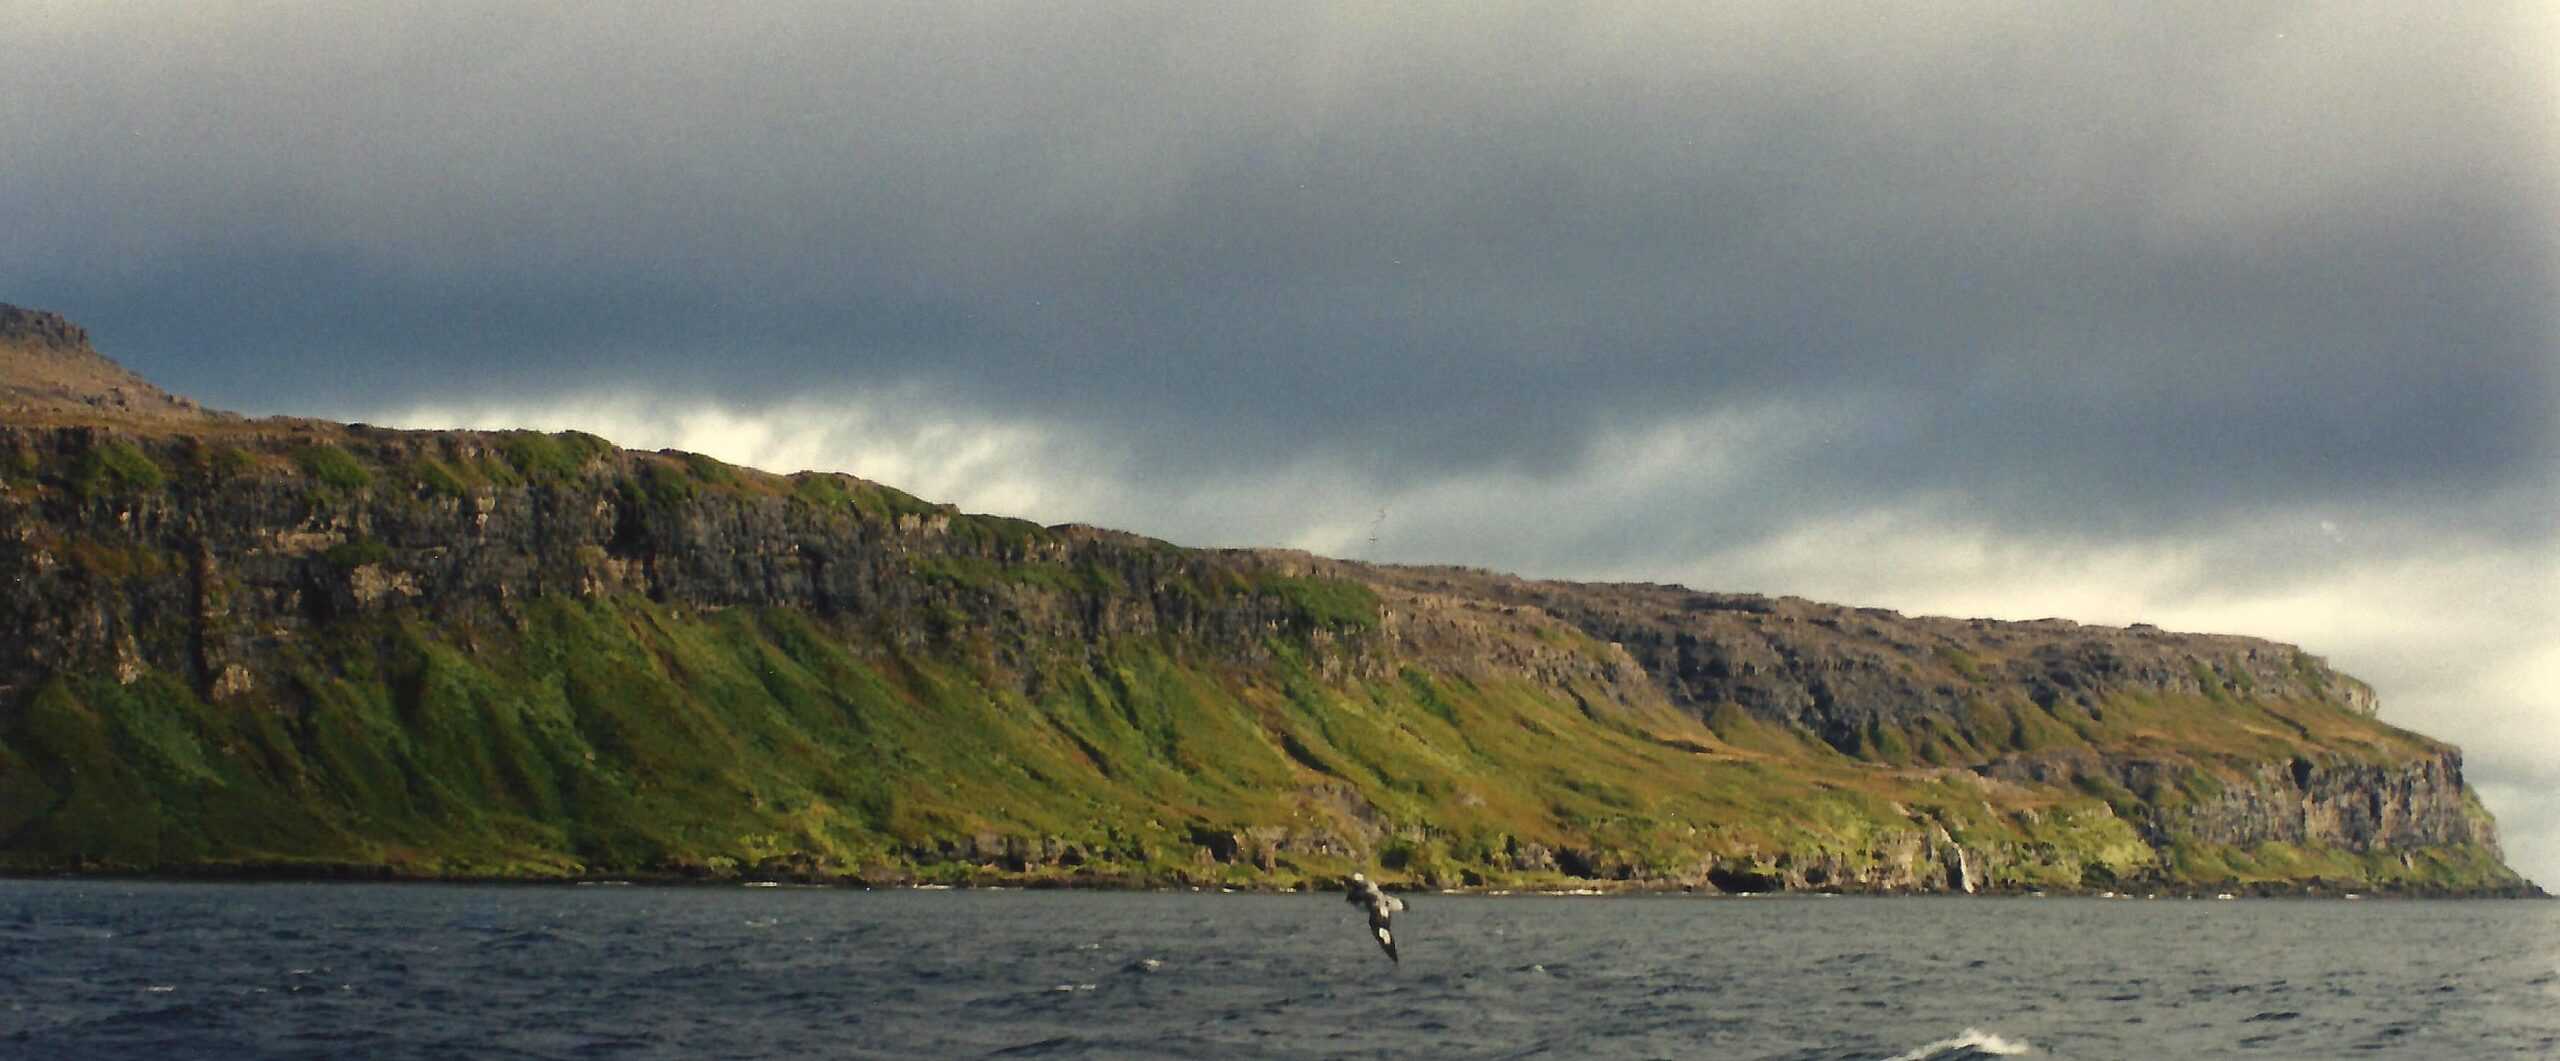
[1879,1027,2033,1060]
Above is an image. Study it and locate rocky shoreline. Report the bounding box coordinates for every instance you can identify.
[7,865,2542,900]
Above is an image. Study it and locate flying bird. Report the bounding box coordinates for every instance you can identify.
[1345,872,1406,963]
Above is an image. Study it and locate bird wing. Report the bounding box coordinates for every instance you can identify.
[1366,896,1402,962]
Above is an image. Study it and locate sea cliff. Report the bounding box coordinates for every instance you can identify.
[0,305,2532,894]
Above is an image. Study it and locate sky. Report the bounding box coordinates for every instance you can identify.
[4,3,2553,886]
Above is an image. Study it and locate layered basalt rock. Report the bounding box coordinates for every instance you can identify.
[0,305,2530,894]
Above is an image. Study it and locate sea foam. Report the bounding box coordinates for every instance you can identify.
[1879,1026,2033,1060]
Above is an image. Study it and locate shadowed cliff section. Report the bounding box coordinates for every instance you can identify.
[0,306,2534,895]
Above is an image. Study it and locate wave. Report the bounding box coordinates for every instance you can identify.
[476,928,579,950]
[1879,1027,2033,1060]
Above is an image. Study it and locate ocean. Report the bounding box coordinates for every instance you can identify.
[2,880,2553,1059]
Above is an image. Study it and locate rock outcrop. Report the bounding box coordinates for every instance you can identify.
[1973,749,2496,854]
[1,304,217,423]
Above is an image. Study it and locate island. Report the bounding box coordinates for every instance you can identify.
[0,303,2534,896]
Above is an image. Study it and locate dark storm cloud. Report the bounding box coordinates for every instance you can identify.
[15,2,2549,879]
[2,2,2552,538]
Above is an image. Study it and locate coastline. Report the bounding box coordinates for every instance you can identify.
[6,864,2543,900]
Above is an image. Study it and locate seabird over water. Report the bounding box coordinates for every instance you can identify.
[1345,872,1405,963]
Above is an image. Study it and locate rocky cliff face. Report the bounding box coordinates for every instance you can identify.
[1976,746,2495,855]
[0,308,2531,894]
[1378,569,2377,734]
[0,423,1659,719]
[1358,567,2486,864]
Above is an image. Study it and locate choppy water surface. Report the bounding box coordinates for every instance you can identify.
[3,881,2555,1059]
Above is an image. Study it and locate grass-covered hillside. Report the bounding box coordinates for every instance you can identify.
[0,305,2532,896]
[0,417,2524,896]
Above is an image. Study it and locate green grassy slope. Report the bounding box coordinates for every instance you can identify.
[0,592,2515,893]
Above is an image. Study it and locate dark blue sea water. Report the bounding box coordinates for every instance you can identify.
[2,881,2554,1059]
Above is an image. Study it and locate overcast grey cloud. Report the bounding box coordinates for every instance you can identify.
[3,2,2554,881]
